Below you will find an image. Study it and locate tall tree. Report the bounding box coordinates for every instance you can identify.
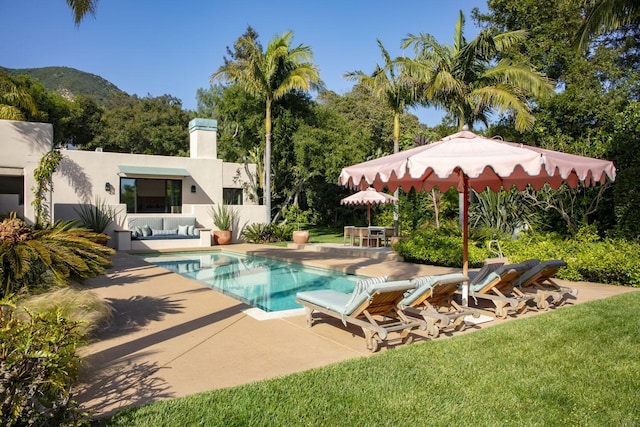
[211,29,322,222]
[402,10,554,131]
[345,39,417,233]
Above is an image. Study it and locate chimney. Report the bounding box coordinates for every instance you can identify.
[189,118,218,159]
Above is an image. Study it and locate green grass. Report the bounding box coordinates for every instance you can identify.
[97,292,640,426]
[307,226,343,244]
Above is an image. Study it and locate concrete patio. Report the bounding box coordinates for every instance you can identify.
[74,244,638,418]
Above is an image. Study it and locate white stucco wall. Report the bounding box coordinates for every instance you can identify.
[0,119,267,241]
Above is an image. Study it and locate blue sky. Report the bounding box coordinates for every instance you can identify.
[1,0,487,126]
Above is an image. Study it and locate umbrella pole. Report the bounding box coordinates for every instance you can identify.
[461,176,470,306]
[368,204,371,226]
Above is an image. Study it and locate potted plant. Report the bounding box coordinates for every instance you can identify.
[286,205,311,244]
[73,197,120,244]
[209,204,237,245]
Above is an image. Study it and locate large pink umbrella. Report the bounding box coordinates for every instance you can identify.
[341,187,398,226]
[338,130,616,304]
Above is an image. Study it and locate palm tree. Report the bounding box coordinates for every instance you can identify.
[211,30,321,222]
[402,10,554,132]
[345,40,416,233]
[65,0,99,25]
[574,0,640,52]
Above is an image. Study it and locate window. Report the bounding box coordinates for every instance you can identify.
[223,188,243,205]
[120,178,183,213]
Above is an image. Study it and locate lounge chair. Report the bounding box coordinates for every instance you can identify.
[295,276,425,352]
[514,259,577,309]
[398,273,481,338]
[467,261,540,318]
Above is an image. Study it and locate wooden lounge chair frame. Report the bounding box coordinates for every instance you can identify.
[296,281,425,352]
[466,264,540,318]
[398,274,480,338]
[515,260,577,309]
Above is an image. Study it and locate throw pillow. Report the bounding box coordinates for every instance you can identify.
[178,225,189,235]
[187,225,195,235]
[142,225,152,237]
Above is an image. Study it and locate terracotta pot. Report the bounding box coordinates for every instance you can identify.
[213,230,233,245]
[292,230,310,244]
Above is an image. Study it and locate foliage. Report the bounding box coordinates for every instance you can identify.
[609,101,640,237]
[211,27,322,222]
[0,214,114,298]
[240,222,293,243]
[0,70,37,120]
[282,204,311,230]
[16,287,113,337]
[393,222,488,268]
[475,0,639,239]
[209,205,238,231]
[73,197,119,233]
[501,231,640,286]
[401,10,554,131]
[3,66,124,107]
[469,188,539,237]
[0,299,89,426]
[345,39,416,153]
[99,293,640,426]
[87,93,193,155]
[31,150,63,228]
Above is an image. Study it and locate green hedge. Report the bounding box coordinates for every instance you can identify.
[394,228,640,287]
[393,227,488,268]
[503,234,640,287]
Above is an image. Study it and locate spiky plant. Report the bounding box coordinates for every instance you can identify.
[0,213,113,298]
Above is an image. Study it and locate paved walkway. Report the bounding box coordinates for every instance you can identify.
[74,244,638,418]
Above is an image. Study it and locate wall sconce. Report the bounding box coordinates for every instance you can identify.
[191,185,196,193]
[105,182,112,192]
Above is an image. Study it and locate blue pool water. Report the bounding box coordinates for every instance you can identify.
[140,251,364,312]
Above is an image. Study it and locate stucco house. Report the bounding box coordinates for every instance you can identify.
[0,118,266,249]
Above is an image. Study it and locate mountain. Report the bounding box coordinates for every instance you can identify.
[1,66,126,106]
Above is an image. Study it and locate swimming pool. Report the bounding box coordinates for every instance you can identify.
[140,251,364,312]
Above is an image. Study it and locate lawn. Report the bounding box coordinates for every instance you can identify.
[97,291,640,426]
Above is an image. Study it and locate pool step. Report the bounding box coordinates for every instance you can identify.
[287,243,403,262]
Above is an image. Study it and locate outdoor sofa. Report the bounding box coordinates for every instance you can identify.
[117,216,211,251]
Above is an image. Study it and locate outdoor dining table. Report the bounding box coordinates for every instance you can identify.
[344,226,394,247]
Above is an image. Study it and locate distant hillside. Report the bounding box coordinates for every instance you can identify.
[1,66,126,106]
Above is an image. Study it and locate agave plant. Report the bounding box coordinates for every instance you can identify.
[73,197,120,233]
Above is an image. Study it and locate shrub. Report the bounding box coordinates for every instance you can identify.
[393,225,488,268]
[241,223,293,244]
[502,232,640,287]
[73,197,120,233]
[0,299,89,426]
[0,214,114,298]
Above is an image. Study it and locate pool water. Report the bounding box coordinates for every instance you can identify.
[140,251,364,312]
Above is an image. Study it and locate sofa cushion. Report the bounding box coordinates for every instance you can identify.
[152,228,178,236]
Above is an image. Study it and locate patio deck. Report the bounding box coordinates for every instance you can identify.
[74,243,638,418]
